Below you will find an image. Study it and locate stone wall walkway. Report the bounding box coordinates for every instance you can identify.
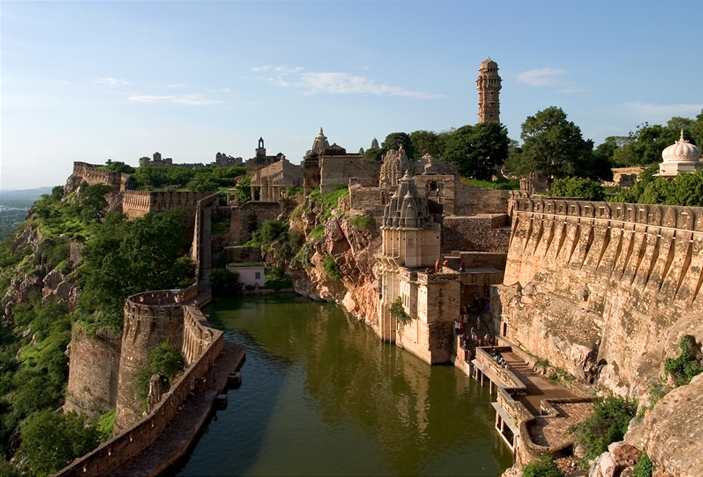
[107,341,245,477]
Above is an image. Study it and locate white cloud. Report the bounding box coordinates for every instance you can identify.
[128,94,221,106]
[516,68,568,86]
[624,102,703,118]
[93,77,130,86]
[253,65,443,99]
[516,67,588,94]
[222,88,230,93]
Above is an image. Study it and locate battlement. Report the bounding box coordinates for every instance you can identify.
[66,162,131,194]
[122,190,215,221]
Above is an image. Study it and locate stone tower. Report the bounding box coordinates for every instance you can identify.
[476,58,501,123]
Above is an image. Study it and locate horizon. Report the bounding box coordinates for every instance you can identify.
[2,1,702,190]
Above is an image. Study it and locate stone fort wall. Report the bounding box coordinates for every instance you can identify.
[65,162,131,194]
[442,214,511,254]
[320,156,381,194]
[229,201,281,244]
[497,197,703,398]
[55,304,223,477]
[122,190,214,222]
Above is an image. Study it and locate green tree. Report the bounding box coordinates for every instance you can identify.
[134,341,185,407]
[381,132,415,160]
[16,410,101,477]
[444,122,509,180]
[78,183,112,222]
[551,177,605,201]
[102,160,135,174]
[210,268,243,298]
[613,123,684,167]
[78,209,194,330]
[510,107,595,184]
[409,130,451,159]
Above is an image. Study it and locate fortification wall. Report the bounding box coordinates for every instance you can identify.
[229,201,281,244]
[113,290,187,434]
[122,190,214,222]
[454,184,510,216]
[442,214,511,253]
[55,306,224,477]
[64,327,121,419]
[65,162,130,194]
[348,184,387,218]
[319,156,380,194]
[498,197,703,398]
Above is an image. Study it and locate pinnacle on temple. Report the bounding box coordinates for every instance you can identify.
[311,127,330,155]
[476,58,501,123]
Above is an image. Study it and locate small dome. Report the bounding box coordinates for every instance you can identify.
[662,130,701,163]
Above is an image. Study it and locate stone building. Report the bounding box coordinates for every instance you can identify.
[476,58,502,123]
[140,152,205,169]
[245,138,286,175]
[376,171,459,364]
[657,129,702,178]
[249,157,304,202]
[213,152,242,167]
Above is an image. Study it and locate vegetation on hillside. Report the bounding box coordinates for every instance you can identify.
[664,335,703,387]
[134,341,185,410]
[522,455,564,477]
[569,396,637,461]
[131,164,246,192]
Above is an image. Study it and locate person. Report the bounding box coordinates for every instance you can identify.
[476,316,482,329]
[459,261,465,272]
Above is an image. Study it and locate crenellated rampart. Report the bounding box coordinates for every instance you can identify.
[122,190,214,222]
[54,305,224,477]
[498,197,703,397]
[65,162,131,194]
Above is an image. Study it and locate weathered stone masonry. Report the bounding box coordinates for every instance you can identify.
[497,197,703,398]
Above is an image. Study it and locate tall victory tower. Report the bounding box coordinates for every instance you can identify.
[476,58,501,123]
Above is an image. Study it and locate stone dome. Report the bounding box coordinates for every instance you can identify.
[662,130,701,163]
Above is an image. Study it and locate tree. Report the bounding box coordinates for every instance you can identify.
[550,177,605,201]
[512,107,594,184]
[78,183,112,222]
[381,132,415,160]
[409,130,451,159]
[613,123,683,167]
[16,410,101,477]
[443,122,509,180]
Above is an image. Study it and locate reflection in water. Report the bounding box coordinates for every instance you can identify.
[175,294,512,476]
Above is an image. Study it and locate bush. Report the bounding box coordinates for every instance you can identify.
[571,396,637,460]
[322,254,341,280]
[551,177,605,201]
[522,456,564,477]
[349,214,375,231]
[134,341,184,409]
[390,296,412,325]
[633,452,653,477]
[95,409,115,442]
[665,335,703,386]
[210,268,243,299]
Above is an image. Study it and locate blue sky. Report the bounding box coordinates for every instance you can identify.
[2,1,702,190]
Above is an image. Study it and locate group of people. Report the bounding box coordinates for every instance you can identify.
[453,304,497,364]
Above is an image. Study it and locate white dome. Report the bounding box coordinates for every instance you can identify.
[662,130,701,163]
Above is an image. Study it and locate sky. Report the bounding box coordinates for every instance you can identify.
[2,1,703,191]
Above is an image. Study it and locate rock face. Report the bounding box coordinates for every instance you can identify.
[288,205,381,331]
[625,373,703,477]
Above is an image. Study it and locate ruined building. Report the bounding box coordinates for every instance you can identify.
[476,57,501,123]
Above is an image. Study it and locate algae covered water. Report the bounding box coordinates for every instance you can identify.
[174,294,512,476]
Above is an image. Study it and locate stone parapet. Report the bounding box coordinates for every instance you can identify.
[54,308,225,477]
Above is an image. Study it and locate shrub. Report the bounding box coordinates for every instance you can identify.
[322,254,341,280]
[522,456,564,477]
[571,396,637,460]
[551,177,605,201]
[95,409,115,442]
[390,297,412,325]
[134,341,184,408]
[665,335,703,386]
[210,268,243,299]
[633,452,653,477]
[349,214,375,231]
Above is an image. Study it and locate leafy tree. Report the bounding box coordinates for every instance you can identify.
[612,123,691,167]
[210,268,243,299]
[409,130,451,159]
[551,177,605,201]
[444,122,509,180]
[509,107,595,184]
[78,183,112,222]
[78,209,194,331]
[381,132,415,160]
[101,160,135,174]
[363,148,384,162]
[390,296,412,325]
[16,410,101,477]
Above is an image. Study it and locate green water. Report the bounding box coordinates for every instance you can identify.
[174,294,512,476]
